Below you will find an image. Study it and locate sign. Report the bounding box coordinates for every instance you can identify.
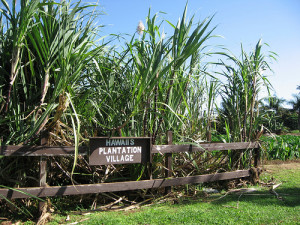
[89,137,151,165]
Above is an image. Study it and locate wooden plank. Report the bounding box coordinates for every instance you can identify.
[0,145,88,156]
[152,142,259,154]
[0,170,250,199]
[0,142,259,156]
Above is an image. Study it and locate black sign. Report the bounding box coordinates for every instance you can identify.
[89,137,151,165]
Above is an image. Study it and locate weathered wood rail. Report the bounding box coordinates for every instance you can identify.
[0,138,260,200]
[1,142,258,156]
[0,170,250,199]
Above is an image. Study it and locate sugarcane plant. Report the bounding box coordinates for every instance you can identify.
[0,0,104,189]
[216,40,277,168]
[0,0,218,184]
[76,4,217,179]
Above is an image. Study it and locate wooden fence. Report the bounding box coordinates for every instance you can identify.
[0,133,260,200]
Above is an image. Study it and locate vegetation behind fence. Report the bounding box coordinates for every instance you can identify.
[260,135,300,160]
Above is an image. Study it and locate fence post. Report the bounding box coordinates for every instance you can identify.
[254,144,260,168]
[39,133,48,214]
[164,130,173,194]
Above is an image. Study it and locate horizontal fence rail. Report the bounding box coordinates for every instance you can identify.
[0,145,88,156]
[152,142,259,154]
[0,170,250,199]
[1,142,259,156]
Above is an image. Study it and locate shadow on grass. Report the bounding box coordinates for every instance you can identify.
[204,187,300,208]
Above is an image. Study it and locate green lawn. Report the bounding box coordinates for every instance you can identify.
[47,163,300,225]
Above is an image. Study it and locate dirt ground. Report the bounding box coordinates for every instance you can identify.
[263,159,300,173]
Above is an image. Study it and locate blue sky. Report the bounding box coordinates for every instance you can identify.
[98,0,300,105]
